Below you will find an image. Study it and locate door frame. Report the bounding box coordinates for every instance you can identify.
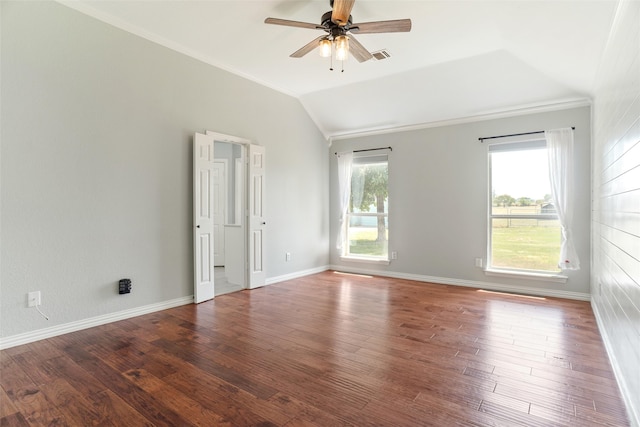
[213,159,228,267]
[203,130,265,294]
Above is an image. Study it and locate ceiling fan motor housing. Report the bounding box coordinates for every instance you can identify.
[321,11,352,31]
[264,0,411,63]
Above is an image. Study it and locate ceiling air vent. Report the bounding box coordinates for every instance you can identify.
[371,50,391,61]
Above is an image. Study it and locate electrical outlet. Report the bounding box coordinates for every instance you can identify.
[391,251,398,260]
[285,252,291,262]
[28,291,41,307]
[475,258,483,268]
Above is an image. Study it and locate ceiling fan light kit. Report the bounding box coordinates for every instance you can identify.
[319,38,332,58]
[265,0,411,72]
[334,35,349,61]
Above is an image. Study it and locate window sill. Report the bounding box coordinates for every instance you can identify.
[484,268,568,284]
[340,256,390,266]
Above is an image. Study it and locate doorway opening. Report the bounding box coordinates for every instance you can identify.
[194,131,266,304]
[213,140,245,296]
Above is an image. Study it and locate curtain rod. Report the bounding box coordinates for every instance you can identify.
[478,127,575,142]
[334,147,392,155]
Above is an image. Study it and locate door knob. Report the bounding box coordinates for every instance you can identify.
[196,225,200,228]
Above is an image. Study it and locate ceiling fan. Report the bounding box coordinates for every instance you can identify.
[264,0,412,64]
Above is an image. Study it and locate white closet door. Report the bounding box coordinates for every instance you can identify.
[248,144,266,289]
[193,132,215,303]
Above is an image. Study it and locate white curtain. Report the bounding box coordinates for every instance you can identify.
[545,128,580,270]
[336,152,353,250]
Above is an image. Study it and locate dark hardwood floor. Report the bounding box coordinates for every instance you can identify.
[0,271,630,426]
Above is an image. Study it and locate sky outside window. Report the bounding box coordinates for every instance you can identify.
[491,148,550,200]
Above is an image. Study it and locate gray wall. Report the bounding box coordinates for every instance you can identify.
[330,106,592,298]
[1,1,329,339]
[591,1,640,425]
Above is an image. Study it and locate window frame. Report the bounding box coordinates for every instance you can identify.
[486,139,565,278]
[341,152,390,264]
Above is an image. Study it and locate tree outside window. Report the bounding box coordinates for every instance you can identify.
[345,155,389,259]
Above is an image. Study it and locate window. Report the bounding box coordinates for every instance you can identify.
[488,140,561,273]
[343,154,389,260]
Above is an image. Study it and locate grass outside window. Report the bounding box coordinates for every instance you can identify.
[491,220,561,272]
[348,227,388,257]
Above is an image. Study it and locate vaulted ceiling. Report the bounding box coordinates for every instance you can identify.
[62,0,619,139]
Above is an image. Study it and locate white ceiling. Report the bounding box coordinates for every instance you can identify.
[61,0,619,139]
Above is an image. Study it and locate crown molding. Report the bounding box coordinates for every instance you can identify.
[55,1,299,99]
[327,98,592,143]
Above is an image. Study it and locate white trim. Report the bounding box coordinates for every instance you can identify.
[214,158,229,225]
[487,140,564,276]
[264,265,330,286]
[329,265,590,301]
[56,1,298,98]
[591,300,640,427]
[1,267,589,350]
[0,265,331,349]
[206,131,251,145]
[207,131,252,291]
[327,99,591,143]
[484,268,568,284]
[55,1,592,145]
[0,296,193,350]
[340,256,390,265]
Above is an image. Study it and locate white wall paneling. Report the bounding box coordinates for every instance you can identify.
[591,1,640,425]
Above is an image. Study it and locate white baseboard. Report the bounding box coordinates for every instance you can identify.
[0,296,194,350]
[0,265,332,349]
[265,265,330,286]
[328,265,591,301]
[591,301,640,427]
[0,266,590,351]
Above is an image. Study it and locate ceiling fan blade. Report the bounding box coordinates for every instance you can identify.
[351,19,412,34]
[331,0,355,26]
[264,17,322,30]
[290,36,325,58]
[347,35,373,63]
